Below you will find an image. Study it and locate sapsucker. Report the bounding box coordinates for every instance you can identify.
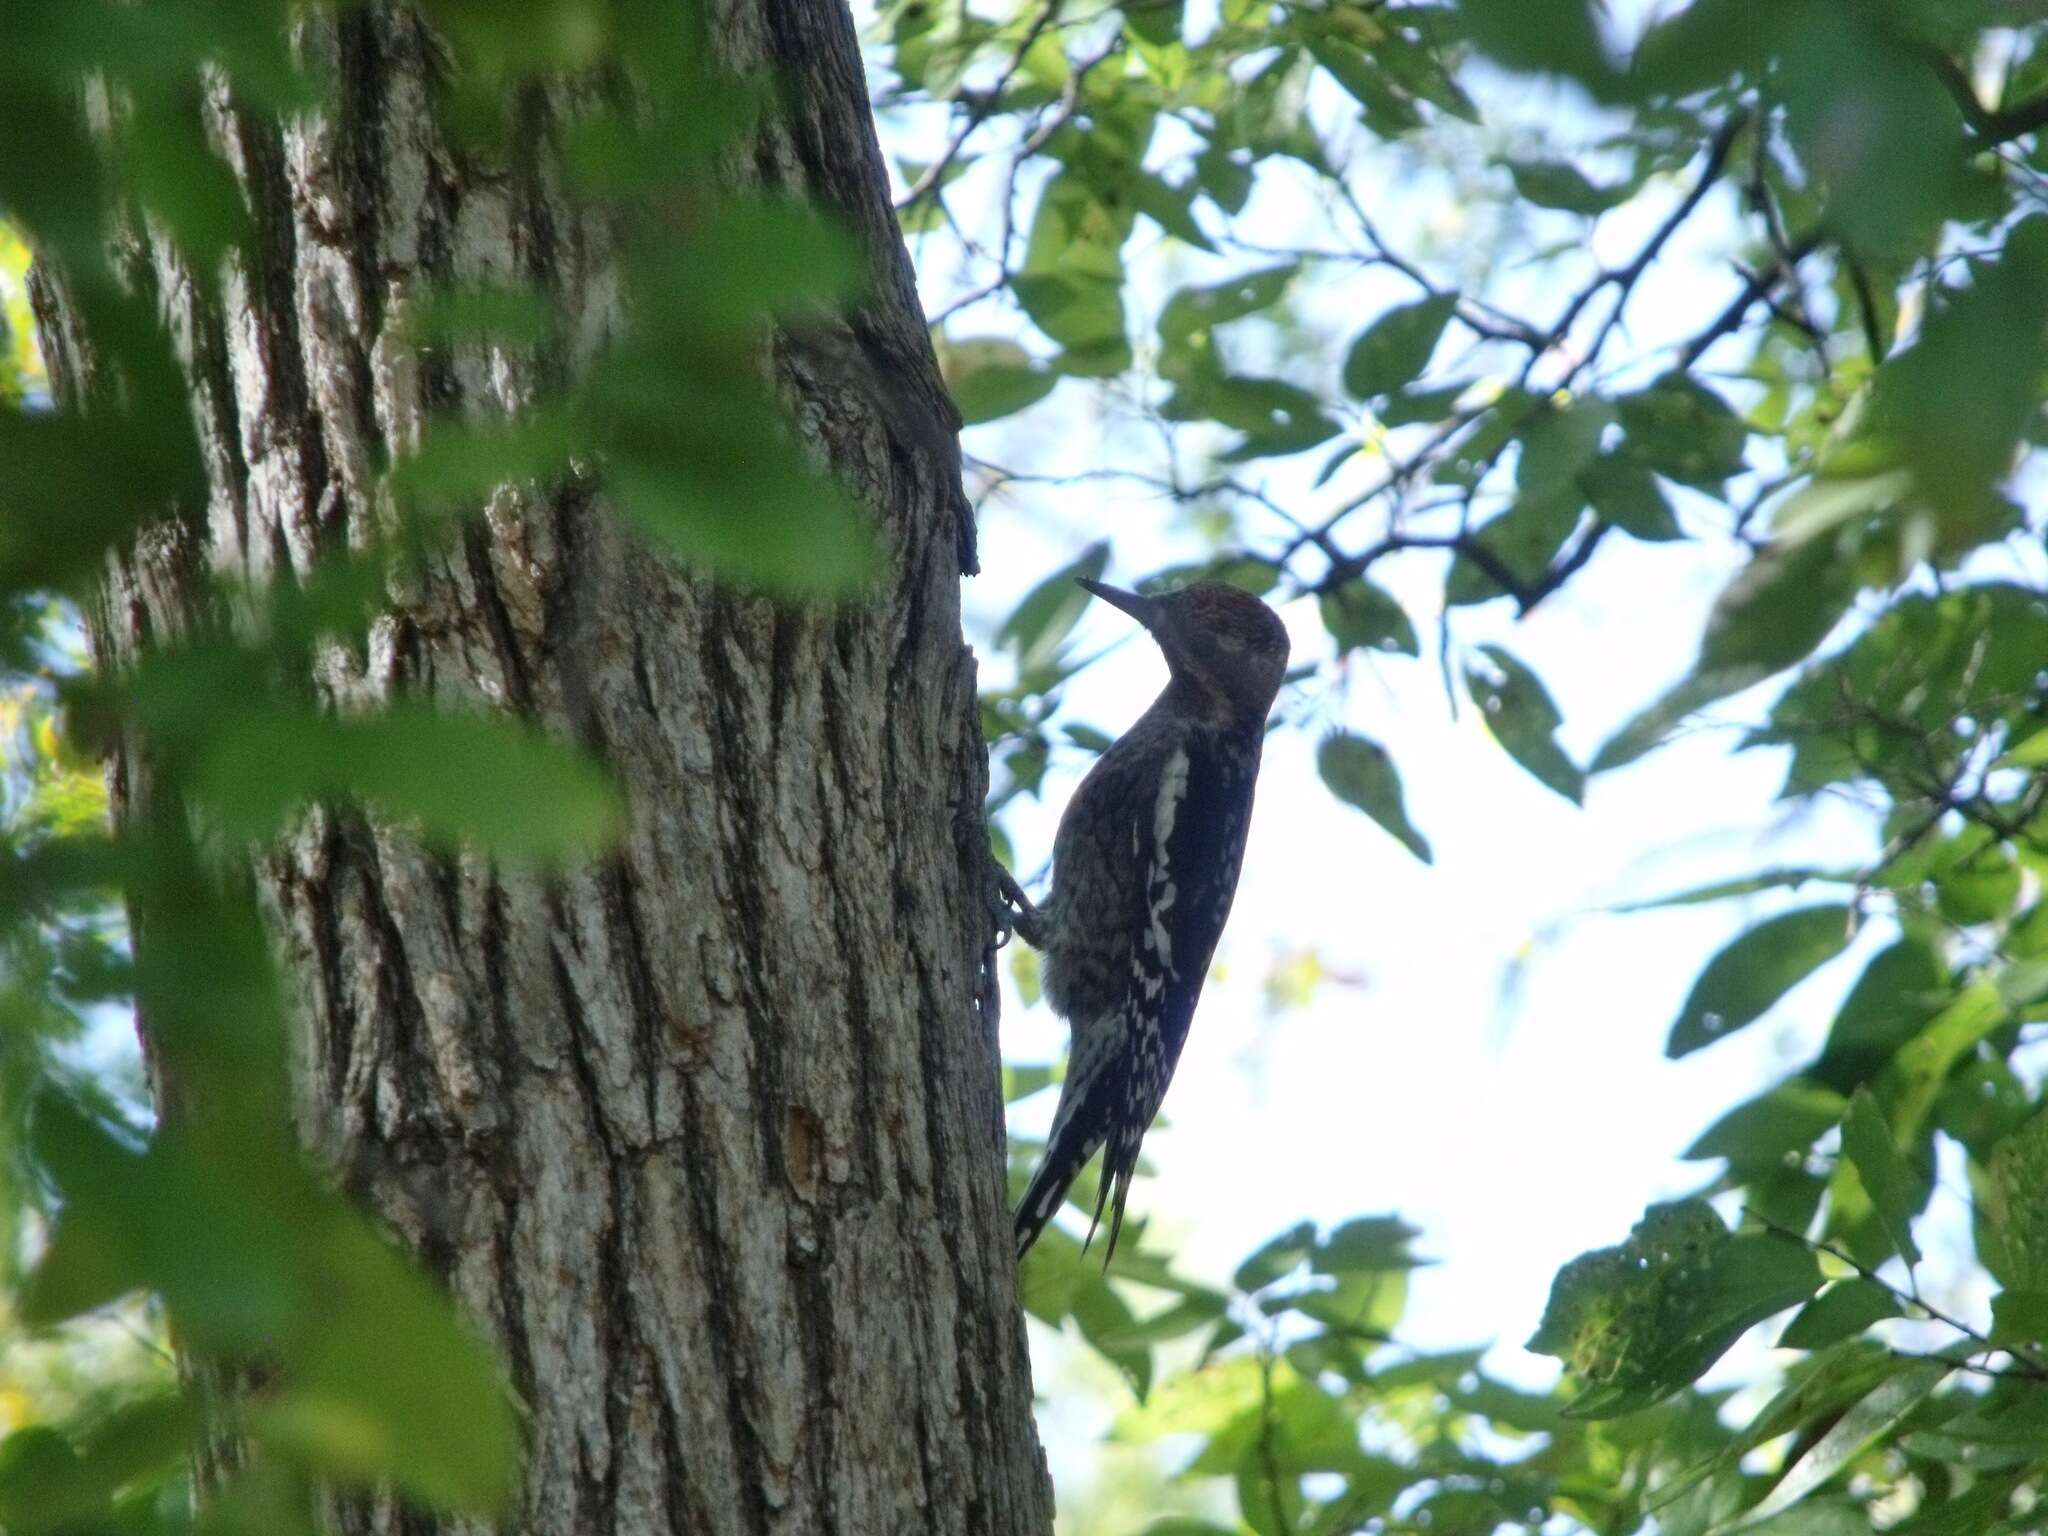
[1000,577,1289,1262]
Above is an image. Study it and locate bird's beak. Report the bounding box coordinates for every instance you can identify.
[1076,578,1161,630]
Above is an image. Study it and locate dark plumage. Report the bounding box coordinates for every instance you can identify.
[1002,578,1289,1262]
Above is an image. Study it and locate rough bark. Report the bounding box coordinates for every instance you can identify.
[32,4,1051,1533]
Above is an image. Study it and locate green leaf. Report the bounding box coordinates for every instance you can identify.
[1775,4,1964,254]
[1314,1215,1425,1276]
[1444,490,1581,607]
[1464,645,1582,804]
[1158,264,1296,345]
[1581,456,1680,541]
[1816,936,1949,1089]
[1233,1221,1316,1291]
[1610,867,1853,913]
[0,1427,100,1536]
[1377,381,1470,427]
[1529,1201,1820,1417]
[997,541,1112,673]
[1306,37,1421,137]
[1740,1361,1949,1528]
[1070,1278,1153,1400]
[1130,170,1214,251]
[1015,275,1132,371]
[1779,1279,1902,1349]
[1841,1089,1922,1268]
[261,1216,520,1512]
[1193,147,1253,215]
[1341,295,1455,399]
[1317,734,1431,863]
[1122,0,1184,46]
[593,368,879,593]
[1516,399,1612,496]
[1593,536,1855,772]
[1202,376,1341,459]
[1990,1289,2048,1347]
[1666,905,1851,1058]
[1987,1109,2048,1289]
[1507,158,1626,215]
[195,703,625,862]
[1684,1077,1847,1168]
[1615,373,1748,488]
[1455,0,1614,89]
[944,337,1056,424]
[1318,578,1418,657]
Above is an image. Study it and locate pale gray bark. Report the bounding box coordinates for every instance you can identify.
[33,4,1052,1533]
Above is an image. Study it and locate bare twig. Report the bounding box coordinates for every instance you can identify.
[894,0,1065,213]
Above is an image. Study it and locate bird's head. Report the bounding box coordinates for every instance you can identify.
[1078,577,1290,729]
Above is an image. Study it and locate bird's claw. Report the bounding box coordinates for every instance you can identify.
[988,865,1038,950]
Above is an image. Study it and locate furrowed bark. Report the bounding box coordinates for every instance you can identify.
[32,4,1052,1532]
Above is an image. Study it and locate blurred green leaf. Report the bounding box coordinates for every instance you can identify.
[998,542,1112,673]
[1341,295,1454,400]
[1594,536,1856,772]
[1317,734,1430,863]
[1444,490,1582,607]
[1464,644,1581,804]
[1318,577,1417,657]
[1740,1361,1948,1528]
[1779,1279,1901,1350]
[1581,456,1679,541]
[1233,1221,1316,1292]
[1455,0,1613,88]
[194,703,624,861]
[1615,374,1747,488]
[1841,1089,1922,1268]
[263,1216,520,1512]
[1506,158,1626,215]
[1158,265,1296,346]
[945,337,1056,424]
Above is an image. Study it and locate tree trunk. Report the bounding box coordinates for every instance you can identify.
[32,4,1052,1533]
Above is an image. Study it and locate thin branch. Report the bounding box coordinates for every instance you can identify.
[1922,44,2048,148]
[1677,229,1825,369]
[894,0,1064,212]
[1743,1206,2048,1384]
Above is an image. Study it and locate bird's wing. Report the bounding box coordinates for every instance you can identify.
[1014,731,1260,1263]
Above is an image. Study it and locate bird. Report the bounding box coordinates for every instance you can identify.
[998,576,1290,1264]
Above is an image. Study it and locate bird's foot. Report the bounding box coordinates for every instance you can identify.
[989,864,1046,949]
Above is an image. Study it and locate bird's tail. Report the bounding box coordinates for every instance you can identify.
[1013,1113,1103,1259]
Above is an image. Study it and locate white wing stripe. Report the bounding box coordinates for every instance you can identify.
[1148,745,1189,971]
